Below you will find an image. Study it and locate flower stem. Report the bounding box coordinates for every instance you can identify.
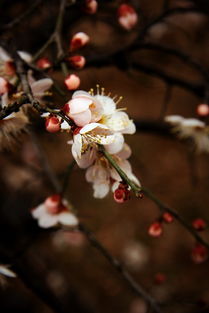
[99,145,141,197]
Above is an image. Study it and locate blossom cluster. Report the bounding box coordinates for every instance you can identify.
[44,86,140,200]
[165,115,209,153]
[0,46,53,149]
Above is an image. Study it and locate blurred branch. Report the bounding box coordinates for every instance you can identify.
[32,0,69,77]
[78,224,162,313]
[142,186,209,249]
[0,0,43,32]
[159,85,172,119]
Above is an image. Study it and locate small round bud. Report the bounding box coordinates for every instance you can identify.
[36,57,52,69]
[192,218,207,231]
[84,0,98,14]
[64,74,80,90]
[162,212,174,224]
[148,221,163,237]
[197,104,209,117]
[68,55,86,69]
[191,243,208,264]
[70,32,90,51]
[45,116,61,133]
[117,4,138,30]
[114,183,130,203]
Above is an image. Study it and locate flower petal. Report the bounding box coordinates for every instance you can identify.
[58,212,78,226]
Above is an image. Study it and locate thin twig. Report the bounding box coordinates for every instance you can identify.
[78,223,163,313]
[142,186,209,249]
[98,145,142,197]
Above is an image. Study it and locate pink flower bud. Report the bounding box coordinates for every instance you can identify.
[64,74,80,90]
[68,55,86,69]
[114,184,130,203]
[192,218,207,231]
[0,77,10,95]
[148,221,163,237]
[70,32,90,51]
[191,243,208,264]
[117,4,138,30]
[162,212,174,224]
[45,116,61,133]
[197,103,209,117]
[36,57,52,69]
[85,0,98,14]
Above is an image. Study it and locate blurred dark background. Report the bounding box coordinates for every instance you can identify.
[1,1,209,313]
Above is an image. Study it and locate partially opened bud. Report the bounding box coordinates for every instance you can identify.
[70,32,90,51]
[45,116,61,133]
[0,77,10,95]
[162,212,174,224]
[148,221,163,237]
[197,104,209,117]
[117,4,138,30]
[64,74,80,90]
[191,243,208,264]
[114,185,130,203]
[36,57,52,69]
[68,55,86,69]
[192,218,207,231]
[85,0,98,14]
[44,194,62,214]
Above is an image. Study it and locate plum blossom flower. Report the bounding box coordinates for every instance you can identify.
[85,143,140,198]
[0,265,16,278]
[70,32,90,51]
[32,194,78,228]
[165,115,209,153]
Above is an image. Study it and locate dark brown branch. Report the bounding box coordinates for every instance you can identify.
[0,94,29,120]
[142,187,209,249]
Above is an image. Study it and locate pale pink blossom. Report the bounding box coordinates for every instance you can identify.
[165,115,209,153]
[118,4,138,30]
[197,103,209,116]
[70,32,90,51]
[64,74,80,90]
[64,90,102,127]
[32,194,78,229]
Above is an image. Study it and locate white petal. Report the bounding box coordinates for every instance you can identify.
[165,115,184,124]
[31,78,53,97]
[69,97,92,114]
[60,120,71,130]
[17,51,32,63]
[93,182,110,198]
[105,112,133,133]
[31,204,46,218]
[38,214,58,228]
[122,120,136,134]
[80,122,108,134]
[116,143,132,159]
[58,212,78,226]
[0,46,12,62]
[72,134,82,159]
[0,265,16,278]
[95,95,116,115]
[105,133,124,154]
[76,148,96,168]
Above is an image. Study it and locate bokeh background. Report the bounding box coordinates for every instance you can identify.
[1,0,209,312]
